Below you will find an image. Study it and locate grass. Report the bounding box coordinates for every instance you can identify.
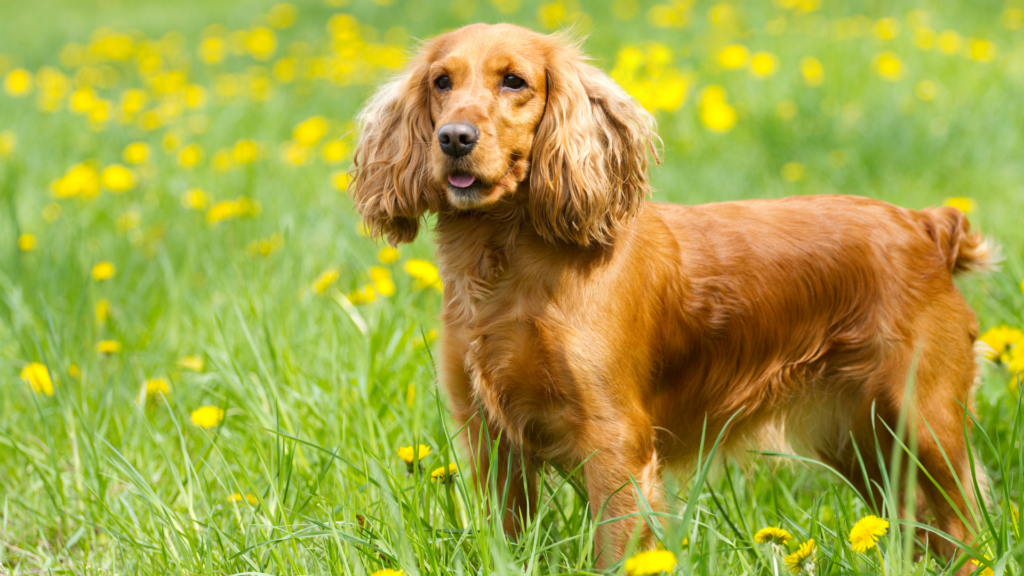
[1,0,1023,574]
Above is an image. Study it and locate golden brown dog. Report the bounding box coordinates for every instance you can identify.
[350,23,994,568]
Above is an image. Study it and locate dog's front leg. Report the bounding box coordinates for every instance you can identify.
[584,426,662,569]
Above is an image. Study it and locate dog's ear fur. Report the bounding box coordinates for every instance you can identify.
[529,38,661,247]
[350,49,438,245]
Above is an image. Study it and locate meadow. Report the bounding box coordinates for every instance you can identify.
[1,0,1024,574]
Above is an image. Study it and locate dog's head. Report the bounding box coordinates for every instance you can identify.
[350,23,660,246]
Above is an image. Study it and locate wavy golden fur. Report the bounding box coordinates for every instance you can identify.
[351,23,996,571]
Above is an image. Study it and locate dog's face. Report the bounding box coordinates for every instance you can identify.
[351,23,660,246]
[426,25,548,210]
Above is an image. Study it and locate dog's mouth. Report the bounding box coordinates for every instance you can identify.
[447,172,479,192]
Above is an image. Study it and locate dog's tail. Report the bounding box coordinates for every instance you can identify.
[921,206,1000,275]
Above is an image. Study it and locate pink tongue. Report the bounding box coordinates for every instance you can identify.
[448,173,476,188]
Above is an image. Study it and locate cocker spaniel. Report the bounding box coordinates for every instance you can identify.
[350,23,994,569]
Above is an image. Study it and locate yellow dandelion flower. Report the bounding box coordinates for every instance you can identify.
[293,116,329,146]
[943,197,976,214]
[95,298,111,324]
[404,259,441,289]
[979,326,1024,360]
[178,355,205,371]
[0,129,16,157]
[4,68,33,96]
[145,377,170,395]
[968,39,996,63]
[123,142,150,165]
[17,233,36,252]
[91,261,116,281]
[874,17,900,40]
[232,139,259,164]
[781,162,806,182]
[624,549,677,576]
[849,514,888,553]
[68,364,81,379]
[331,170,350,191]
[96,340,122,354]
[754,526,791,545]
[874,51,903,81]
[1004,8,1024,31]
[100,164,136,192]
[51,163,100,199]
[430,462,459,481]
[396,444,431,464]
[718,44,749,69]
[370,570,403,576]
[190,405,224,428]
[21,362,54,396]
[971,557,994,576]
[178,143,204,169]
[347,284,376,305]
[246,27,277,61]
[322,139,349,163]
[369,266,395,296]
[784,539,816,573]
[938,30,962,55]
[181,188,209,210]
[199,37,226,64]
[267,3,297,28]
[228,492,259,505]
[800,56,824,87]
[750,52,778,77]
[378,247,399,264]
[313,268,340,294]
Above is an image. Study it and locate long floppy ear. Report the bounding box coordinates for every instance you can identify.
[529,41,661,247]
[350,51,438,245]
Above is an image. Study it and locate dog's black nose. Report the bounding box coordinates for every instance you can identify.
[437,123,478,157]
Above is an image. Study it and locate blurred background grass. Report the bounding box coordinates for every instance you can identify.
[1,0,1023,574]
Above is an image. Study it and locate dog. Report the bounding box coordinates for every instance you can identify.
[350,23,994,569]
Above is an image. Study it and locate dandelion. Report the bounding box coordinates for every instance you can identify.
[799,57,824,87]
[232,139,259,164]
[190,405,224,428]
[246,27,277,61]
[145,377,170,396]
[95,299,111,324]
[178,355,205,371]
[849,514,888,553]
[331,170,350,191]
[21,362,54,396]
[938,30,962,55]
[699,86,737,132]
[178,143,204,169]
[199,36,226,64]
[100,164,135,192]
[347,284,376,305]
[181,188,209,210]
[781,162,806,182]
[754,526,791,545]
[624,549,677,576]
[92,261,116,281]
[378,247,400,264]
[229,492,259,505]
[312,268,340,294]
[750,52,778,77]
[874,17,900,40]
[784,539,816,574]
[397,444,431,468]
[96,340,122,354]
[1005,8,1024,31]
[51,163,100,198]
[3,68,33,96]
[68,364,81,379]
[370,266,395,296]
[968,39,996,63]
[17,233,36,252]
[404,259,442,290]
[293,116,329,146]
[874,52,903,81]
[718,44,748,69]
[268,3,297,28]
[430,462,459,482]
[944,197,976,214]
[370,570,403,576]
[322,139,348,163]
[123,142,150,164]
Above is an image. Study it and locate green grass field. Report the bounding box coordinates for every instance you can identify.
[2,0,1024,574]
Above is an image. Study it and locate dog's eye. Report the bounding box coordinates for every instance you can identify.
[502,74,526,90]
[435,75,452,91]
